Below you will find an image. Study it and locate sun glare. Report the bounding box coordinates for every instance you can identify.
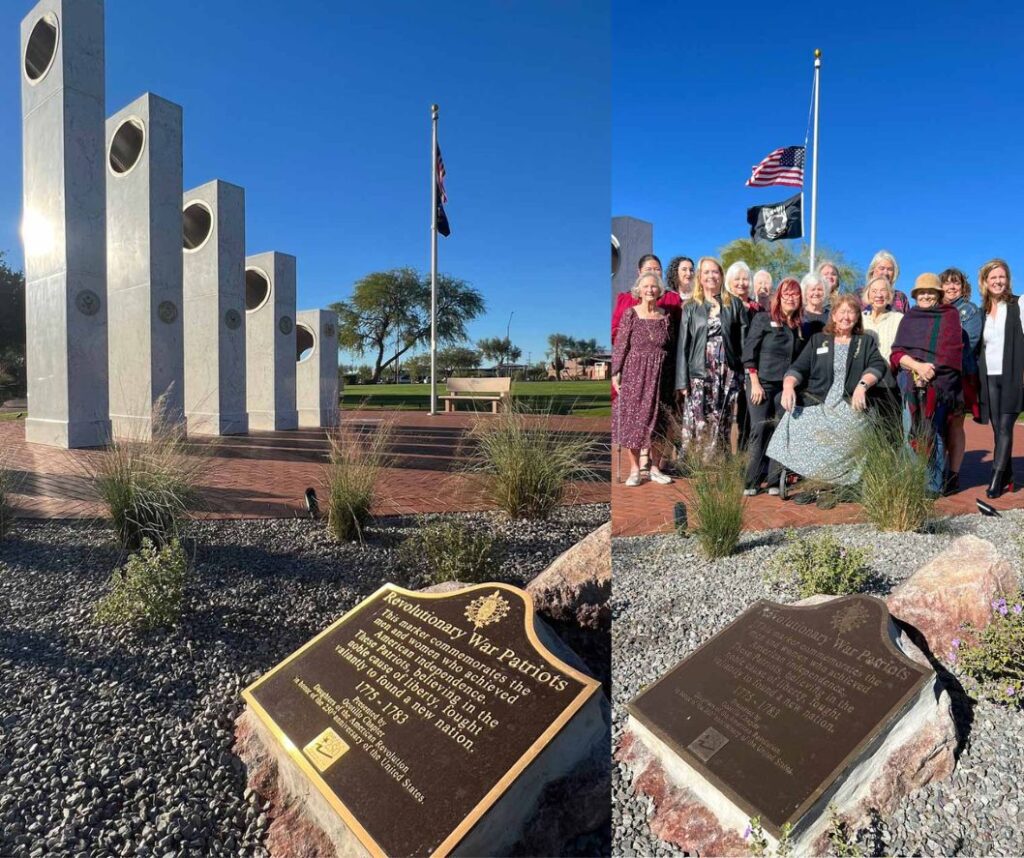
[21,209,54,258]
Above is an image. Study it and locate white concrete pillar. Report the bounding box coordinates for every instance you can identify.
[182,180,248,435]
[106,93,184,439]
[20,0,110,447]
[295,309,339,428]
[244,252,298,431]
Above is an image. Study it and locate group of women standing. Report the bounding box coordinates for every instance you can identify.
[611,250,1024,500]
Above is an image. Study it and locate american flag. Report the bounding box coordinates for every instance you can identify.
[746,145,805,188]
[436,146,447,204]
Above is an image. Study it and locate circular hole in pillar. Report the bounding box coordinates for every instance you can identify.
[109,118,146,175]
[245,268,271,312]
[25,14,58,83]
[296,324,316,362]
[182,202,213,252]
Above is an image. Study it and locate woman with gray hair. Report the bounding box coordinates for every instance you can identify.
[863,249,910,313]
[723,260,763,449]
[817,260,841,295]
[800,272,830,338]
[612,271,675,486]
[861,275,904,421]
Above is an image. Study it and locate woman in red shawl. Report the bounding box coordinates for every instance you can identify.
[889,273,963,496]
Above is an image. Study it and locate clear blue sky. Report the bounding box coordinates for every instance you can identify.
[2,0,609,367]
[614,1,1024,293]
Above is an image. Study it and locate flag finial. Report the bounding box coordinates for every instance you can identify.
[814,48,822,58]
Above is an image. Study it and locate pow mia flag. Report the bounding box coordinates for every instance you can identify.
[747,193,803,242]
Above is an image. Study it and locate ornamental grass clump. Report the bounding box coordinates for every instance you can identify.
[682,445,746,559]
[94,538,188,630]
[852,414,935,532]
[766,530,872,598]
[398,518,504,585]
[952,594,1024,705]
[90,395,204,551]
[466,408,601,520]
[0,454,15,539]
[324,419,393,542]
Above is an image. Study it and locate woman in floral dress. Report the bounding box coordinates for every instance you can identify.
[612,272,674,486]
[674,256,744,457]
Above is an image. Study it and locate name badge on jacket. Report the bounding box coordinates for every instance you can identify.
[816,344,829,354]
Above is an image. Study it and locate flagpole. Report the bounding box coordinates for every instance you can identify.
[809,49,821,275]
[429,103,439,416]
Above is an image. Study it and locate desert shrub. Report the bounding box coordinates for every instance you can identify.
[324,420,392,541]
[89,396,203,550]
[766,530,872,597]
[953,594,1024,705]
[744,816,792,857]
[466,408,600,519]
[853,415,935,532]
[682,446,746,559]
[398,518,504,584]
[825,805,863,857]
[0,459,15,539]
[95,538,188,630]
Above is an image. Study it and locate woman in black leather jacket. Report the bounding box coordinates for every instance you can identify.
[674,256,745,456]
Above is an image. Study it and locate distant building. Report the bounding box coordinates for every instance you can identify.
[548,353,610,381]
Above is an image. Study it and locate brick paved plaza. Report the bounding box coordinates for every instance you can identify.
[612,419,1024,536]
[1,410,610,521]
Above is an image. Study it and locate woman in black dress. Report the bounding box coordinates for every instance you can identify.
[741,278,805,494]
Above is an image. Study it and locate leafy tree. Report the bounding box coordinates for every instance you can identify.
[402,353,432,383]
[546,333,572,380]
[566,337,599,363]
[719,239,861,293]
[477,337,522,376]
[0,253,26,401]
[330,268,485,383]
[438,345,482,377]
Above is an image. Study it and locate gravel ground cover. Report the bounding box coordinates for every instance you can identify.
[0,503,607,858]
[612,511,1024,857]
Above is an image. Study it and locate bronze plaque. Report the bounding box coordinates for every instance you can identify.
[627,596,931,838]
[243,583,600,858]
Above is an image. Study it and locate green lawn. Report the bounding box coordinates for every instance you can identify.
[340,380,610,416]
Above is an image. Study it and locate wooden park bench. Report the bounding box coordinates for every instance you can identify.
[439,377,512,413]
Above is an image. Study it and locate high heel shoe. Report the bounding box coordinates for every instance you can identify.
[987,470,1014,499]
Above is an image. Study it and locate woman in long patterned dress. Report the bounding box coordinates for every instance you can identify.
[612,272,674,487]
[675,256,744,457]
[767,294,887,489]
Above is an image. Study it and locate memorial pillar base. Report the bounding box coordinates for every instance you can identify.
[110,413,186,443]
[297,408,338,429]
[25,416,110,449]
[187,411,248,436]
[248,410,298,432]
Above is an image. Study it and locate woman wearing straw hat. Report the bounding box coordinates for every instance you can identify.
[890,273,963,497]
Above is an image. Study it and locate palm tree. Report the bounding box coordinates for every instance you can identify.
[547,333,572,381]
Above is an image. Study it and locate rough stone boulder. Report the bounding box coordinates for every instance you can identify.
[887,535,1018,659]
[526,522,611,630]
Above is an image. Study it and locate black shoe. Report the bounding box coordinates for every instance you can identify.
[816,491,838,510]
[942,472,960,497]
[987,470,1007,499]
